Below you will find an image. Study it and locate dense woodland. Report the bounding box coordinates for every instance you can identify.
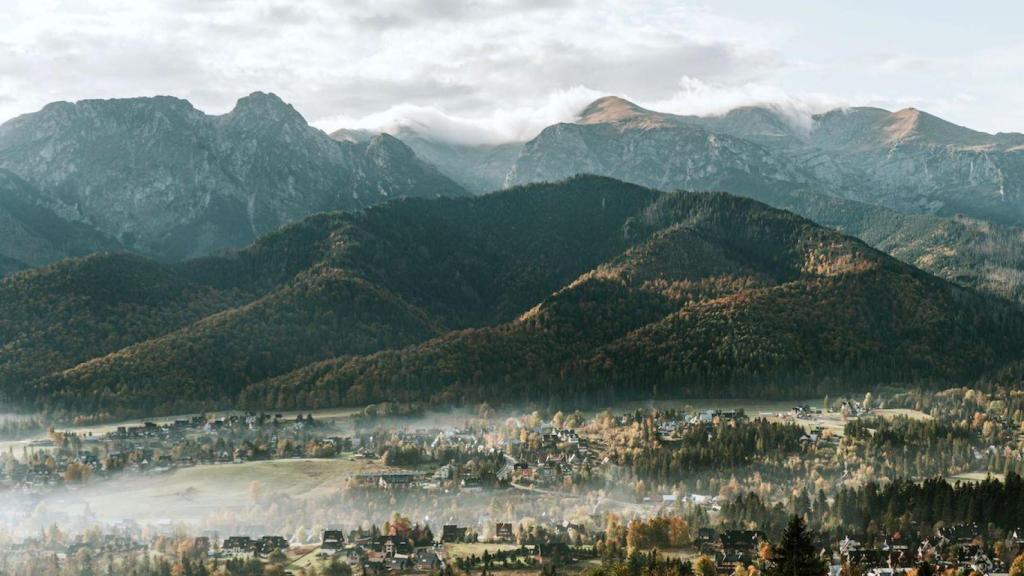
[619,420,805,484]
[719,473,1024,546]
[727,181,1024,307]
[3,177,1024,416]
[830,474,1024,538]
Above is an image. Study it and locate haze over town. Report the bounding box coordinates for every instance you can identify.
[3,2,1024,576]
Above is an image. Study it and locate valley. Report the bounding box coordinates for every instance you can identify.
[2,8,1024,573]
[0,390,1016,575]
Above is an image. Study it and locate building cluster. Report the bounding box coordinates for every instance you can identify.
[697,528,767,572]
[833,523,1024,576]
[0,411,334,493]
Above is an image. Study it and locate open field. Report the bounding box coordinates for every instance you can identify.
[760,405,931,437]
[647,548,699,561]
[875,408,932,421]
[947,471,1005,484]
[285,546,331,572]
[444,542,524,559]
[44,458,393,525]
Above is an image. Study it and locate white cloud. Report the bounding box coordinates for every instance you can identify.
[316,86,604,146]
[1,0,1022,142]
[0,0,780,142]
[647,77,845,132]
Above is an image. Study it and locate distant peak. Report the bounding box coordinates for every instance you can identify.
[329,127,378,143]
[235,91,287,106]
[884,107,991,145]
[227,91,306,125]
[578,96,657,124]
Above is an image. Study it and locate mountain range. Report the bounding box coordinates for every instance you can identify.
[509,96,1024,224]
[4,176,1022,416]
[384,96,1024,305]
[4,93,1024,415]
[4,91,1024,309]
[0,92,466,265]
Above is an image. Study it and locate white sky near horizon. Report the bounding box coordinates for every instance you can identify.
[0,0,1021,144]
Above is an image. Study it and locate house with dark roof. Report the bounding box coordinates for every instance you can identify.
[496,523,515,543]
[441,525,468,543]
[720,530,766,552]
[257,536,289,555]
[414,548,442,571]
[223,536,256,555]
[322,530,345,550]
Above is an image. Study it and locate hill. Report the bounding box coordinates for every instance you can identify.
[254,190,1022,408]
[5,176,1022,416]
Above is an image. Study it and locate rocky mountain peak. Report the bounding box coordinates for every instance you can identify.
[0,91,467,264]
[577,96,674,127]
[224,91,306,128]
[884,107,992,147]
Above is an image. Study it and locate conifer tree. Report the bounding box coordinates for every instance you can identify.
[766,516,827,576]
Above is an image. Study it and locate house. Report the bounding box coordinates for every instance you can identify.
[344,546,368,565]
[720,530,766,553]
[322,530,345,550]
[938,523,981,545]
[497,461,516,482]
[434,464,454,482]
[535,461,561,485]
[386,555,412,571]
[496,523,515,543]
[441,525,468,543]
[223,536,256,555]
[718,549,755,571]
[258,536,289,555]
[847,549,887,568]
[381,535,413,558]
[414,548,442,571]
[378,473,419,489]
[697,528,719,545]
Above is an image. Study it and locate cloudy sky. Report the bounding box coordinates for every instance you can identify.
[1,0,1021,143]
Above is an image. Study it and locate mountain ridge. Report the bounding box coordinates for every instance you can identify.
[0,91,467,265]
[5,176,1022,416]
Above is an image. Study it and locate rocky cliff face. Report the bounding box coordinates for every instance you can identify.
[507,96,1024,227]
[506,100,814,198]
[0,169,121,271]
[0,92,466,262]
[802,107,1024,224]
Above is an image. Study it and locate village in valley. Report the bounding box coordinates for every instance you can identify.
[2,387,1024,575]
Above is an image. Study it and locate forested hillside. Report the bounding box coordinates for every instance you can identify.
[5,176,1023,416]
[255,190,1024,410]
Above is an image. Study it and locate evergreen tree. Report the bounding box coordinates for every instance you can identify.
[766,516,827,576]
